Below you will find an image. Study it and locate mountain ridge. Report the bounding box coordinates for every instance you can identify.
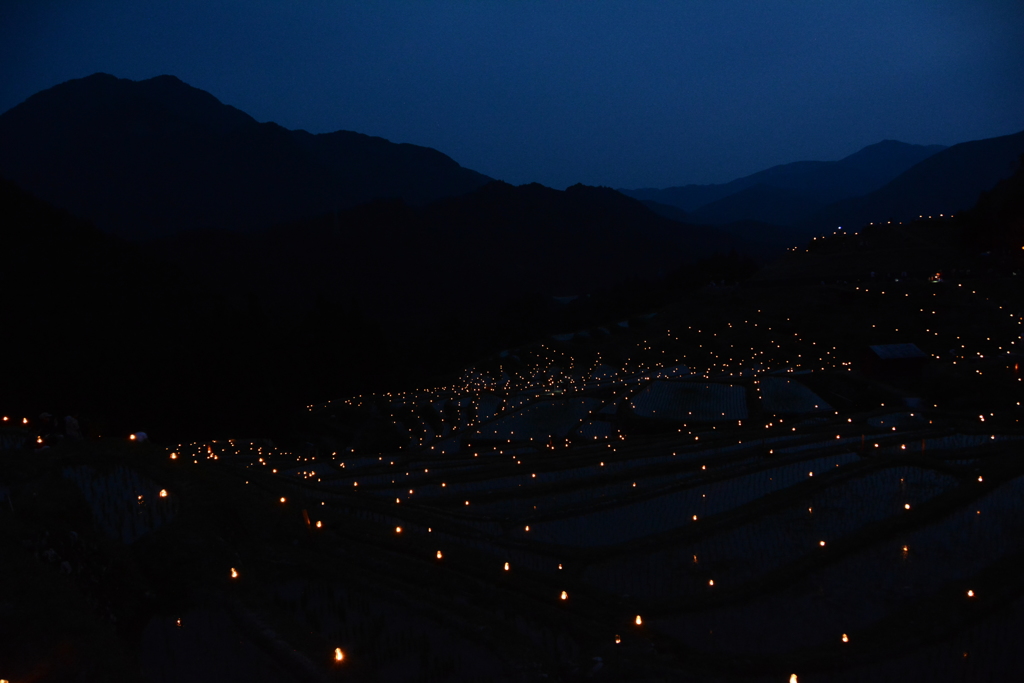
[620,139,947,214]
[0,72,493,239]
[804,129,1024,231]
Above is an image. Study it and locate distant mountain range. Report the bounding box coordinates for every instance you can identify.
[0,72,776,324]
[807,130,1024,231]
[621,140,947,217]
[622,133,1024,237]
[2,72,1021,253]
[0,73,491,238]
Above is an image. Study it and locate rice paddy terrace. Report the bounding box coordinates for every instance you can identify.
[4,267,1024,681]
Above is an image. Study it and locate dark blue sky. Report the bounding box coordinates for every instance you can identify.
[3,1,1023,189]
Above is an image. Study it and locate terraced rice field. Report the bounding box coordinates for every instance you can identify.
[472,397,602,442]
[650,473,1024,655]
[629,381,748,421]
[64,465,179,544]
[584,465,959,598]
[527,452,859,547]
[758,376,833,414]
[178,353,1024,679]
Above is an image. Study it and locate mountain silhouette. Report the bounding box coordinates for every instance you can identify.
[0,73,491,239]
[621,140,946,222]
[804,129,1024,233]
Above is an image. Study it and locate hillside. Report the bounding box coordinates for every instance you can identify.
[154,181,749,330]
[0,176,760,438]
[0,176,394,437]
[0,73,491,239]
[958,153,1024,251]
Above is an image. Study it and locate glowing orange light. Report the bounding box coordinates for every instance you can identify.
[159,489,168,498]
[334,647,344,662]
[635,614,643,625]
[504,562,510,571]
[280,497,286,503]
[230,568,238,579]
[842,633,849,643]
[560,590,568,600]
[130,434,136,441]
[967,589,975,597]
[436,550,443,559]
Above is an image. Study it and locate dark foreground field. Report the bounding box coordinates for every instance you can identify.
[3,216,1024,681]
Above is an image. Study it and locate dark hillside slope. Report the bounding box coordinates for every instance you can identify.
[0,178,754,436]
[0,73,490,239]
[0,177,199,428]
[958,153,1024,251]
[156,181,746,329]
[0,177,390,437]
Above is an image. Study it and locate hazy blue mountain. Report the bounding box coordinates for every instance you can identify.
[621,140,947,219]
[0,73,492,239]
[687,183,827,227]
[805,129,1024,233]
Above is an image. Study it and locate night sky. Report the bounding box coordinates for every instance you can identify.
[3,0,1022,189]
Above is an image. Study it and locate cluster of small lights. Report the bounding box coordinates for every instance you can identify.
[132,225,1023,679]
